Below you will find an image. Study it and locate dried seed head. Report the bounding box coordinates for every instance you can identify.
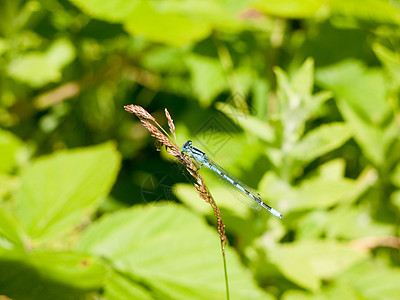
[165,108,176,140]
[124,105,226,250]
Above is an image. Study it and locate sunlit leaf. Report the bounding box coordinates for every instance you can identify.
[0,130,22,173]
[337,99,385,166]
[0,249,108,300]
[373,43,400,88]
[16,142,120,244]
[77,204,271,300]
[268,240,368,291]
[330,0,400,26]
[0,174,19,199]
[391,162,400,187]
[216,103,275,143]
[316,60,389,123]
[316,158,346,179]
[260,172,357,213]
[186,55,228,106]
[291,123,352,164]
[124,2,212,47]
[69,0,246,46]
[326,206,392,239]
[292,58,315,96]
[254,0,328,18]
[340,261,400,300]
[104,270,154,300]
[0,207,24,246]
[7,39,75,88]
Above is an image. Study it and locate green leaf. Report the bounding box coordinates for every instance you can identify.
[391,190,400,210]
[216,103,275,143]
[316,60,389,124]
[7,39,75,88]
[268,240,367,291]
[337,99,385,166]
[260,172,357,213]
[0,174,19,199]
[77,204,270,300]
[16,142,120,244]
[124,2,212,47]
[340,261,400,300]
[0,249,108,300]
[326,206,392,239]
[292,57,315,97]
[391,162,400,187]
[0,207,24,245]
[186,55,228,106]
[291,123,352,164]
[330,0,400,26]
[274,59,332,144]
[292,177,356,211]
[254,0,328,18]
[281,281,360,300]
[316,158,346,179]
[373,43,400,88]
[69,0,246,46]
[104,270,154,300]
[0,129,22,173]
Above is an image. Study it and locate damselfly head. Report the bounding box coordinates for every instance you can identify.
[182,140,192,152]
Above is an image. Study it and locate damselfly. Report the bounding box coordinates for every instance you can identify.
[182,140,283,219]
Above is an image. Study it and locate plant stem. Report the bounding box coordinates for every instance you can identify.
[221,242,230,300]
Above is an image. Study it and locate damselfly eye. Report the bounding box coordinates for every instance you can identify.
[183,140,192,150]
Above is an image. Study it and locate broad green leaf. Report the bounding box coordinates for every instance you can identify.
[291,123,352,164]
[292,177,356,210]
[296,211,328,240]
[252,78,270,120]
[77,204,270,300]
[173,183,212,214]
[216,103,275,143]
[0,207,25,245]
[124,2,212,47]
[7,39,75,88]
[186,55,228,106]
[340,261,400,300]
[391,190,400,210]
[69,0,246,46]
[0,38,7,56]
[16,142,120,244]
[0,174,19,199]
[316,60,389,123]
[274,60,332,144]
[256,0,400,25]
[316,158,346,179]
[174,183,250,218]
[268,240,368,291]
[282,281,360,300]
[391,162,400,187]
[253,0,328,18]
[326,206,392,239]
[104,270,154,300]
[234,67,257,98]
[337,99,385,166]
[0,249,108,300]
[260,172,357,213]
[269,246,320,291]
[292,58,315,97]
[330,0,400,26]
[373,43,400,88]
[0,130,22,173]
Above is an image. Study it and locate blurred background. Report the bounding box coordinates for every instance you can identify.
[1,0,400,299]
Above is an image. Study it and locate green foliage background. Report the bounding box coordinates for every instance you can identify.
[1,0,400,299]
